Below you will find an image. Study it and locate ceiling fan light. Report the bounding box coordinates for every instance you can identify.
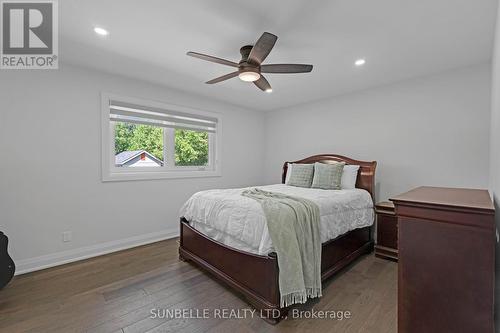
[238,71,260,82]
[265,88,272,93]
[354,58,366,66]
[94,27,109,36]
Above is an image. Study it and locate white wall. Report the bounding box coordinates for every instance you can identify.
[489,3,500,331]
[264,64,491,201]
[0,64,266,273]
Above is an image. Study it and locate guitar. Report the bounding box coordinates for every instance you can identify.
[0,232,15,289]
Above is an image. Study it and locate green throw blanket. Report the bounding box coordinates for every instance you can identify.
[241,188,322,307]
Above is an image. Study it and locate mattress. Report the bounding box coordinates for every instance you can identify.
[179,184,374,255]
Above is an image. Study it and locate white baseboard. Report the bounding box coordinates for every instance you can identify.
[14,229,179,275]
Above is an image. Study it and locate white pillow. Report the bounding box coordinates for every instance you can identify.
[285,163,308,184]
[285,163,292,183]
[341,165,360,189]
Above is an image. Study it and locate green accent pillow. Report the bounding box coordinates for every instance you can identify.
[311,162,345,190]
[286,163,314,188]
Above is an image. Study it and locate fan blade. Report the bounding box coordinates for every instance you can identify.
[261,64,313,73]
[206,71,239,84]
[187,52,238,68]
[248,32,278,65]
[254,75,272,92]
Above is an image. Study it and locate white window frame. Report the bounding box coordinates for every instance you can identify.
[101,93,222,182]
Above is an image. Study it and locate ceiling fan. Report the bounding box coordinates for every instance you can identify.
[187,32,313,93]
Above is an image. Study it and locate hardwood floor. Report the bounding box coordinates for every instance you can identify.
[0,238,397,333]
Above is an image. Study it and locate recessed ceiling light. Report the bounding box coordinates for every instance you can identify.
[94,27,109,36]
[355,59,366,66]
[265,88,272,93]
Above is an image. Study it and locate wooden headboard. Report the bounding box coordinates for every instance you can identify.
[282,154,377,199]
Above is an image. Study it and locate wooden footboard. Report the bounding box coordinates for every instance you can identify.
[179,218,282,317]
[179,217,373,323]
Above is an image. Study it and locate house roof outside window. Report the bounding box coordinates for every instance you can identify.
[115,150,163,167]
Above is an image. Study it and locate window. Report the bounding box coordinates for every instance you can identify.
[101,93,221,181]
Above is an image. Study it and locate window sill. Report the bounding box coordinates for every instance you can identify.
[102,169,221,182]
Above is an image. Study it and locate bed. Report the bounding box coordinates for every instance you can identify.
[178,154,377,323]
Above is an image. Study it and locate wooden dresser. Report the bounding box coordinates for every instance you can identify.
[391,186,495,333]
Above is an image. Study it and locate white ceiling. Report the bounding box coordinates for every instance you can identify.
[60,0,498,111]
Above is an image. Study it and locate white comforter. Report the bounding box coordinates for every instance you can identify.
[180,184,374,255]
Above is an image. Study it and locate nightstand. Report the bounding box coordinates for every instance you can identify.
[374,201,398,261]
